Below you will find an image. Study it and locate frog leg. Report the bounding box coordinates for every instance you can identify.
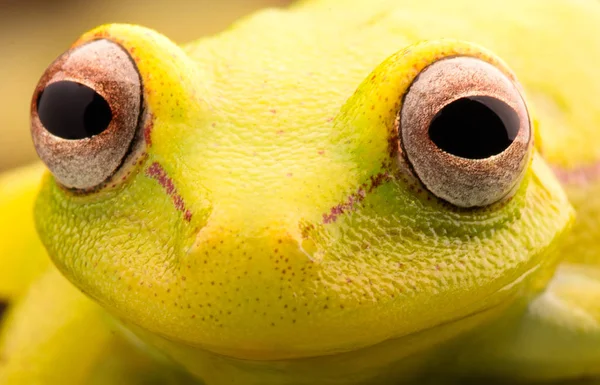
[442,177,600,383]
[441,262,600,383]
[0,163,51,303]
[0,266,198,385]
[500,169,600,381]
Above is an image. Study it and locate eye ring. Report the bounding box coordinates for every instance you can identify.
[30,39,142,190]
[399,56,532,208]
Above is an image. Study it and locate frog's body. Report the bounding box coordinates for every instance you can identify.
[1,0,600,383]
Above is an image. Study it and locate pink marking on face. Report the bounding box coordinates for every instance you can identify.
[322,171,392,224]
[145,162,192,221]
[551,161,600,186]
[143,119,154,146]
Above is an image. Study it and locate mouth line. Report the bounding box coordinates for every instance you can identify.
[215,299,511,364]
[145,290,513,365]
[125,258,542,364]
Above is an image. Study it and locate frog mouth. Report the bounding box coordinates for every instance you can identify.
[123,295,512,384]
[127,267,526,365]
[114,214,560,364]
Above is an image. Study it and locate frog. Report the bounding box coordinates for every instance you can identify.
[1,0,600,383]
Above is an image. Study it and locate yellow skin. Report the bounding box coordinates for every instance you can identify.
[1,0,600,383]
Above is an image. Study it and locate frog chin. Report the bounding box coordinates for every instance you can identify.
[72,233,557,364]
[117,234,567,370]
[113,298,510,382]
[43,209,563,366]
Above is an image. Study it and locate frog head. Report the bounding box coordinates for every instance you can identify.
[30,23,573,360]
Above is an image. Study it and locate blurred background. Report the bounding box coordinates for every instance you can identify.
[0,0,292,172]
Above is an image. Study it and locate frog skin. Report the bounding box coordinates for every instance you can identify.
[1,0,600,383]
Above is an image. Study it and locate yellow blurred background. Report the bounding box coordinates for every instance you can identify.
[0,0,291,172]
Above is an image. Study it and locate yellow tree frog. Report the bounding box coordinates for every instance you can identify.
[1,0,600,383]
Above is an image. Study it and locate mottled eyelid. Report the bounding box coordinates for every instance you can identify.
[31,39,142,190]
[399,56,532,208]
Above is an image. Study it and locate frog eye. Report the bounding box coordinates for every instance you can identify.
[399,56,531,207]
[30,39,141,190]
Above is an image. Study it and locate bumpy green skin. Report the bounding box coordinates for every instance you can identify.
[2,0,600,384]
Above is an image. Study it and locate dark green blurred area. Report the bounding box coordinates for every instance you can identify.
[0,0,291,172]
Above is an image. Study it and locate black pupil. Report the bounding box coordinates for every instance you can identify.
[36,80,112,140]
[428,96,520,159]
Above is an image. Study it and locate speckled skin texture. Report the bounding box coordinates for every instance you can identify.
[400,56,531,207]
[1,0,600,384]
[31,40,141,190]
